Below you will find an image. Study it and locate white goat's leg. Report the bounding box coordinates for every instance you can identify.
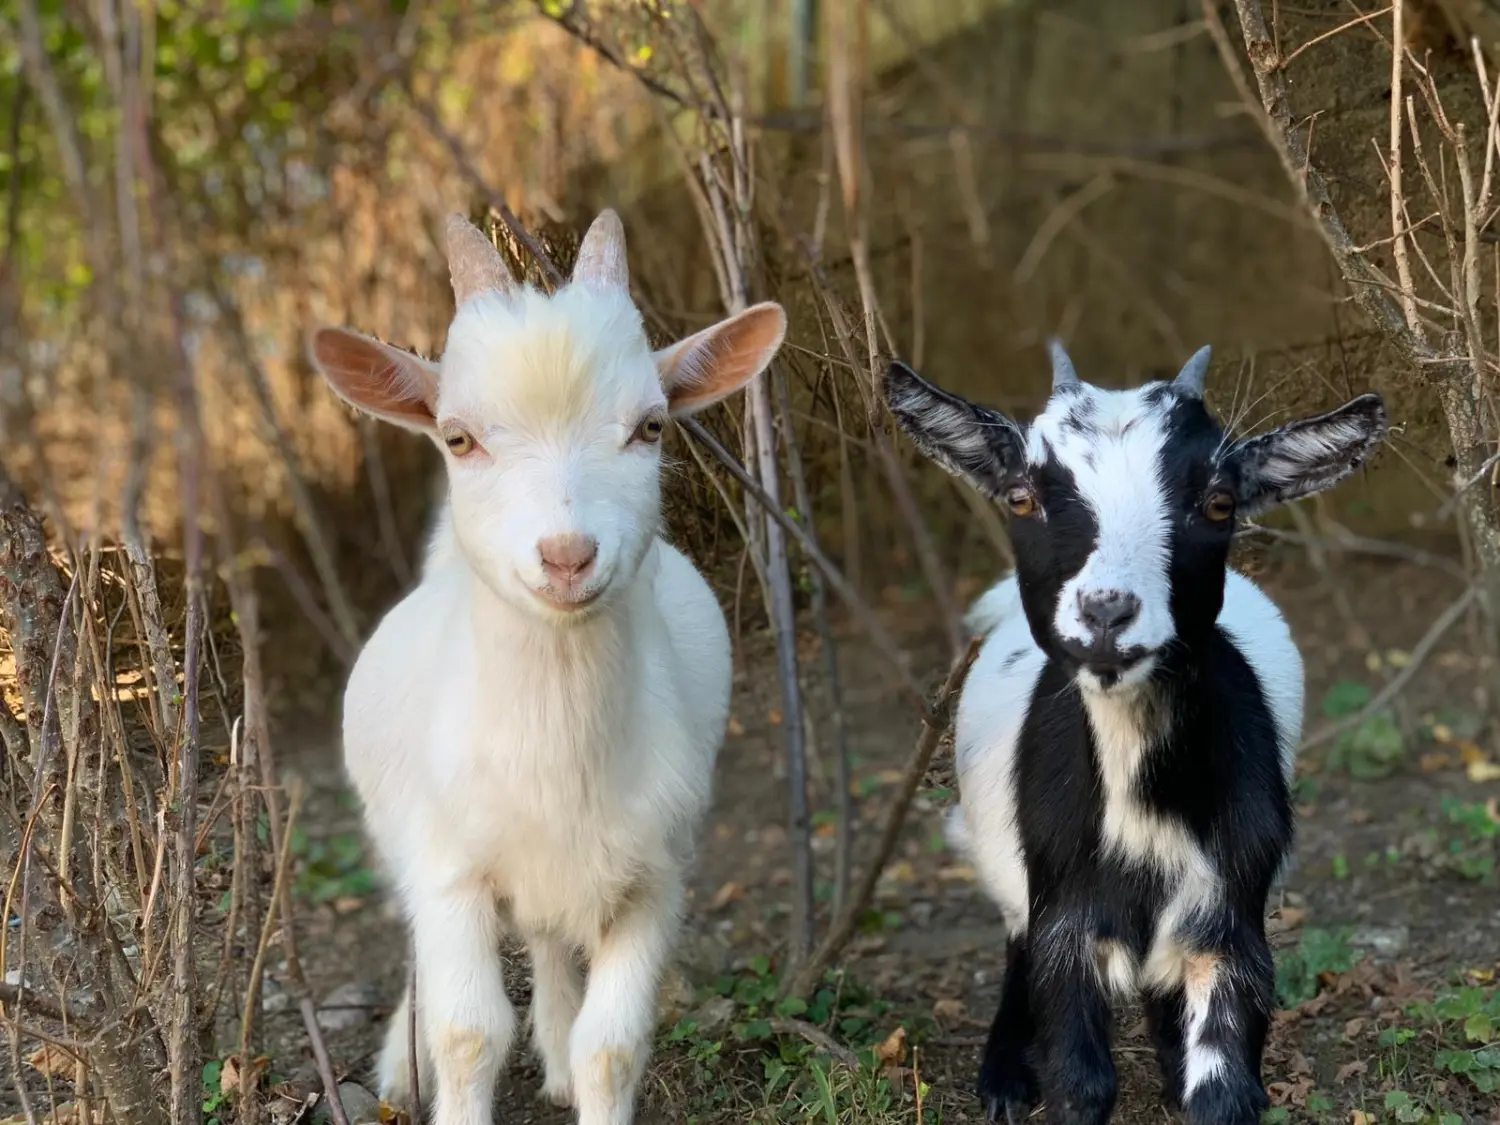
[570,883,683,1125]
[411,885,515,1125]
[528,934,584,1107]
[376,977,432,1108]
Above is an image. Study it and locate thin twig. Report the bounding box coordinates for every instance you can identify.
[1302,584,1478,750]
[678,418,927,714]
[300,997,351,1125]
[781,640,981,1000]
[239,780,303,1070]
[767,1018,861,1069]
[407,964,421,1121]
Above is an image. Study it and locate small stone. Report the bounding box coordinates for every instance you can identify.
[317,981,381,1031]
[691,995,736,1036]
[314,1082,381,1124]
[339,1082,382,1125]
[1348,924,1409,957]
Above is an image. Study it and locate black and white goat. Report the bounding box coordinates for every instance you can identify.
[884,344,1387,1125]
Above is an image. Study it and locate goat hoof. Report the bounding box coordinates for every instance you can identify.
[1184,1076,1269,1125]
[978,1064,1037,1124]
[981,1095,1031,1124]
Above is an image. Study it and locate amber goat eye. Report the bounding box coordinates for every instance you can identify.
[1204,491,1236,522]
[444,429,476,457]
[633,416,665,445]
[1005,486,1036,518]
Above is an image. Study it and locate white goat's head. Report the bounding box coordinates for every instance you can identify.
[309,210,786,622]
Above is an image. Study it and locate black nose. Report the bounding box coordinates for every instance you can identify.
[1078,590,1141,634]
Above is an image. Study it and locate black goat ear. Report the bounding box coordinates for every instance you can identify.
[1221,394,1388,517]
[883,361,1027,499]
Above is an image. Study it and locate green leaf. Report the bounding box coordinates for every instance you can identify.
[1322,680,1373,718]
[1465,1012,1495,1043]
[775,996,807,1018]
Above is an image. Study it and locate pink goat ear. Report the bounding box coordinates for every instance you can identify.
[307,326,440,433]
[653,302,787,417]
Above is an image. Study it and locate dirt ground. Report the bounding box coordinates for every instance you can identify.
[226,548,1500,1124]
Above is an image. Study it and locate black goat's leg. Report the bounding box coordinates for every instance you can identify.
[1030,917,1116,1125]
[977,936,1040,1123]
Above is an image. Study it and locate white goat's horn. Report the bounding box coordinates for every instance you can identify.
[445,214,515,307]
[1173,345,1213,399]
[573,209,629,292]
[1048,338,1080,392]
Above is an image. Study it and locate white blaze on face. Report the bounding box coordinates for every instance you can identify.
[1027,385,1177,666]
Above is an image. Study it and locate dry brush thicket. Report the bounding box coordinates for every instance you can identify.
[4,1,1500,1122]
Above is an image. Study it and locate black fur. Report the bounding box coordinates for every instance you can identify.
[881,353,1389,1125]
[977,639,1291,1125]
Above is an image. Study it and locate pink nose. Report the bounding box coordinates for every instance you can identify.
[538,533,599,588]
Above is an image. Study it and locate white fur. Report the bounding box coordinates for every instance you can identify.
[1028,385,1177,664]
[951,570,1301,979]
[1181,956,1228,1097]
[336,276,763,1125]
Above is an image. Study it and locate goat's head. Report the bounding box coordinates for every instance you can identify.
[885,344,1387,692]
[308,210,786,622]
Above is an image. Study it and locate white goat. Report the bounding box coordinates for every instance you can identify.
[307,210,787,1125]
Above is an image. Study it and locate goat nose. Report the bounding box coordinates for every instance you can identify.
[538,534,599,583]
[1078,589,1141,634]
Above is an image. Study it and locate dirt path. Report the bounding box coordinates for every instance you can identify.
[258,554,1500,1124]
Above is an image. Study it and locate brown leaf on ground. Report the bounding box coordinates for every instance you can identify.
[1269,906,1306,934]
[26,1043,76,1078]
[1290,1050,1314,1077]
[1352,1111,1376,1125]
[709,881,745,912]
[875,1026,908,1068]
[1335,1059,1368,1084]
[1343,1017,1367,1040]
[726,716,745,737]
[932,998,966,1023]
[1419,751,1453,772]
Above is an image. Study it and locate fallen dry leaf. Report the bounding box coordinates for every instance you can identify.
[1335,1059,1368,1084]
[1272,906,1307,931]
[1290,1050,1314,1078]
[1458,740,1487,765]
[221,1055,240,1095]
[708,881,745,912]
[767,709,783,726]
[26,1043,76,1078]
[726,716,745,737]
[1468,758,1500,783]
[1419,752,1453,773]
[1343,1017,1366,1040]
[936,864,977,882]
[932,998,966,1023]
[1352,1111,1376,1125]
[875,1026,908,1068]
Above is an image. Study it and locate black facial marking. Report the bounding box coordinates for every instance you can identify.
[1156,396,1237,646]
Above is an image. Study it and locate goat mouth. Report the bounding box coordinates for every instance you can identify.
[529,586,605,613]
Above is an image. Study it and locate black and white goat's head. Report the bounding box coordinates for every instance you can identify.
[886,344,1388,692]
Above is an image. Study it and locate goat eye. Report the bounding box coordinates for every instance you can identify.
[1004,485,1036,517]
[632,416,665,445]
[1204,490,1236,522]
[443,428,477,457]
